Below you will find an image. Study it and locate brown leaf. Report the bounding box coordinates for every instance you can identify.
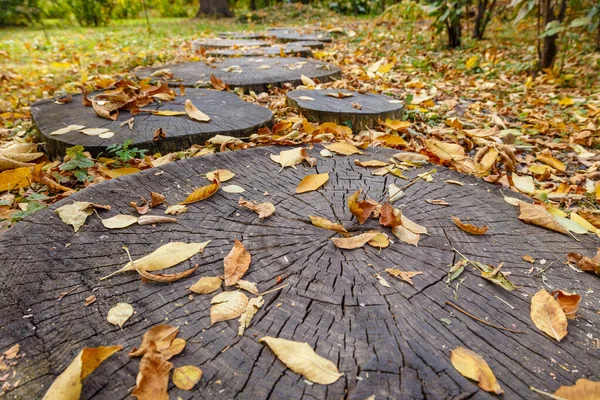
[185,99,211,122]
[150,192,165,208]
[330,232,379,249]
[210,74,228,90]
[578,211,600,228]
[152,128,166,141]
[223,239,251,286]
[567,248,600,274]
[137,215,177,225]
[348,189,379,224]
[385,268,423,285]
[132,343,171,400]
[309,215,349,236]
[238,197,275,219]
[450,347,503,395]
[172,365,202,391]
[181,174,220,205]
[190,276,223,294]
[296,173,329,193]
[451,216,488,235]
[530,289,568,341]
[210,290,249,324]
[379,203,402,227]
[130,197,150,215]
[554,378,600,400]
[134,263,199,283]
[84,295,96,306]
[518,202,568,234]
[161,338,186,360]
[354,159,389,168]
[551,290,581,320]
[129,325,179,357]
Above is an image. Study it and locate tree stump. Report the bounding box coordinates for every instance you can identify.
[1,146,598,399]
[270,32,332,43]
[206,45,312,58]
[191,39,269,52]
[136,57,341,92]
[32,89,273,159]
[287,89,404,132]
[290,40,325,49]
[218,32,266,40]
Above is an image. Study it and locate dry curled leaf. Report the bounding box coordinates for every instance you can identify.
[236,279,259,295]
[134,263,199,283]
[567,248,600,274]
[551,290,581,320]
[238,295,264,336]
[385,268,423,285]
[530,289,568,341]
[223,239,251,286]
[42,346,122,400]
[354,159,389,168]
[348,189,379,224]
[309,215,348,236]
[100,241,209,280]
[450,347,503,395]
[150,192,165,208]
[210,290,249,324]
[238,197,275,219]
[330,231,379,249]
[518,202,568,234]
[130,197,150,215]
[165,204,187,215]
[132,343,171,400]
[172,365,202,391]
[181,174,220,205]
[296,173,329,193]
[472,261,517,291]
[184,99,211,122]
[190,276,222,294]
[129,325,179,357]
[107,303,134,328]
[379,203,402,227]
[451,216,488,235]
[137,215,177,225]
[554,378,600,400]
[260,337,343,385]
[270,147,316,169]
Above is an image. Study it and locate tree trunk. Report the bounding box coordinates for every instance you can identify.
[250,0,256,11]
[473,0,496,39]
[447,18,462,48]
[597,20,600,51]
[539,0,567,69]
[196,0,233,18]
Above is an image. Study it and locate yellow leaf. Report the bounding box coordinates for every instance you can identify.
[184,99,211,122]
[223,239,251,286]
[210,290,248,324]
[354,159,389,168]
[189,276,222,294]
[368,232,389,248]
[425,139,465,161]
[42,346,122,400]
[391,225,420,246]
[100,241,210,279]
[385,268,422,285]
[181,175,220,204]
[300,74,316,86]
[378,62,394,74]
[151,110,187,116]
[238,296,264,336]
[518,203,569,234]
[558,97,574,106]
[296,173,329,193]
[107,303,134,328]
[570,212,598,233]
[465,55,478,70]
[536,153,566,172]
[259,337,343,385]
[330,231,379,249]
[172,365,202,391]
[270,147,315,169]
[554,378,600,399]
[450,347,503,394]
[0,166,32,190]
[206,169,234,182]
[101,214,139,229]
[309,215,349,236]
[323,142,363,156]
[381,119,411,131]
[377,134,408,147]
[104,167,141,178]
[530,289,568,341]
[511,173,535,194]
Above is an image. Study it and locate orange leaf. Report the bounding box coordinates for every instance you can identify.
[296,173,329,193]
[348,189,379,224]
[450,347,503,395]
[551,290,581,320]
[451,216,488,235]
[238,197,275,219]
[181,174,220,204]
[330,232,379,249]
[132,343,172,400]
[223,239,251,286]
[309,215,349,236]
[554,378,600,400]
[385,268,422,285]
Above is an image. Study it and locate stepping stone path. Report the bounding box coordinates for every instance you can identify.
[137,57,341,92]
[289,40,325,49]
[1,146,598,399]
[192,38,269,52]
[206,45,312,58]
[270,31,332,43]
[218,32,266,39]
[32,89,272,159]
[287,89,404,132]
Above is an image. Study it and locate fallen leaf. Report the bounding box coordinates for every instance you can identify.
[425,139,465,161]
[451,216,488,235]
[102,214,138,229]
[309,215,348,236]
[512,173,535,194]
[172,365,202,391]
[150,110,187,117]
[530,289,568,341]
[354,159,389,168]
[206,169,234,182]
[385,268,423,285]
[55,201,97,232]
[236,279,259,295]
[472,261,517,291]
[567,248,600,274]
[161,338,186,360]
[181,175,220,204]
[444,180,464,186]
[238,295,264,336]
[348,189,378,224]
[42,346,122,400]
[259,337,343,385]
[381,119,411,131]
[425,199,449,206]
[84,295,96,306]
[79,128,110,136]
[368,232,390,248]
[49,124,86,136]
[0,166,32,190]
[135,263,199,283]
[518,203,569,234]
[165,205,187,215]
[325,91,354,98]
[185,99,211,122]
[224,239,251,286]
[129,325,179,357]
[522,254,535,263]
[137,215,177,225]
[298,96,315,101]
[132,343,171,400]
[551,290,581,320]
[300,74,316,86]
[101,241,209,280]
[400,213,428,235]
[554,378,600,400]
[270,148,316,169]
[210,290,249,324]
[222,184,245,193]
[130,197,150,215]
[3,344,20,359]
[107,303,134,328]
[330,231,379,249]
[152,128,166,141]
[570,213,598,233]
[537,153,566,172]
[377,134,408,147]
[323,142,362,155]
[376,274,391,287]
[296,173,329,193]
[379,203,402,227]
[190,276,222,294]
[238,197,275,219]
[150,192,165,208]
[391,225,420,246]
[450,347,503,395]
[447,260,467,283]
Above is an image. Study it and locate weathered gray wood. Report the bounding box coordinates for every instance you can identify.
[289,40,325,49]
[31,89,272,159]
[136,57,341,92]
[218,32,266,39]
[287,89,404,132]
[270,32,332,43]
[1,146,599,399]
[206,45,312,58]
[192,38,269,52]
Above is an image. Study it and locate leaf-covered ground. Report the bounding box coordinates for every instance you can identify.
[0,4,599,236]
